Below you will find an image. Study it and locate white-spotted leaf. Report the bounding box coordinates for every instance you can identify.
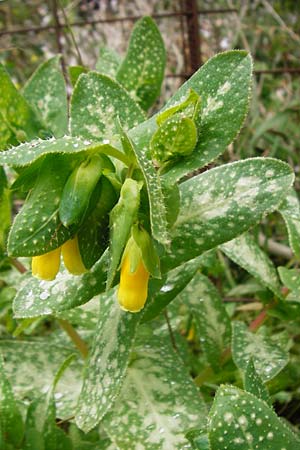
[96,46,121,78]
[279,188,300,259]
[8,155,72,257]
[129,50,252,182]
[76,288,141,433]
[0,63,46,144]
[244,359,271,406]
[102,338,207,450]
[116,16,166,110]
[22,56,68,138]
[0,340,83,418]
[178,272,231,372]
[232,321,288,382]
[162,158,294,271]
[70,72,145,143]
[13,251,108,318]
[220,232,282,298]
[208,385,300,450]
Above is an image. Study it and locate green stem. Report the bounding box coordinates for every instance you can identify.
[93,144,132,166]
[57,319,89,359]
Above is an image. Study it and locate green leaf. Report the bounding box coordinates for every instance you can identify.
[130,135,170,245]
[102,337,207,449]
[142,255,203,323]
[96,46,121,78]
[13,251,108,318]
[244,359,271,405]
[186,429,210,450]
[107,178,141,288]
[70,72,145,143]
[220,232,282,298]
[0,354,24,447]
[76,288,141,432]
[0,63,46,143]
[179,272,231,372]
[116,16,165,110]
[0,167,11,250]
[78,176,117,269]
[69,65,88,87]
[278,188,300,259]
[232,321,289,382]
[162,158,294,271]
[278,266,300,297]
[208,385,300,450]
[8,155,72,257]
[130,51,252,182]
[150,116,197,163]
[0,340,83,418]
[0,135,124,168]
[22,56,68,138]
[131,224,160,277]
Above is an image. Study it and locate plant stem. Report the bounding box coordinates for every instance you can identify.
[164,309,179,353]
[10,257,27,274]
[57,319,89,359]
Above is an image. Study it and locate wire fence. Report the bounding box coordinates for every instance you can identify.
[1,0,300,85]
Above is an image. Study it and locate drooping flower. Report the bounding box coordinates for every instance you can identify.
[31,247,61,281]
[61,235,87,275]
[117,236,150,313]
[31,235,86,281]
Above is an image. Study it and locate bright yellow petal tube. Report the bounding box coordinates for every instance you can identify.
[61,236,87,275]
[117,251,150,313]
[31,247,61,281]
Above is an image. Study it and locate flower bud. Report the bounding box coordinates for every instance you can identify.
[31,247,61,281]
[117,237,150,313]
[61,235,87,275]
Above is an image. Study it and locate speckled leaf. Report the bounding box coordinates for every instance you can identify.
[103,337,206,450]
[0,355,24,447]
[142,255,203,323]
[161,158,294,271]
[76,288,141,433]
[208,385,300,450]
[8,155,72,257]
[220,232,282,298]
[129,51,252,182]
[150,116,197,163]
[179,272,231,372]
[279,188,300,259]
[22,56,68,138]
[55,296,100,330]
[278,267,300,296]
[116,16,165,110]
[13,251,108,318]
[232,321,288,382]
[70,72,145,143]
[244,359,271,405]
[0,340,83,418]
[130,136,170,245]
[0,135,116,167]
[0,63,46,142]
[107,178,140,288]
[96,46,121,77]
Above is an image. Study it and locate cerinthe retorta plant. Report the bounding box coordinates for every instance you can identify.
[0,16,299,450]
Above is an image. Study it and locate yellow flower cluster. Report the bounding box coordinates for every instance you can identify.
[32,235,86,281]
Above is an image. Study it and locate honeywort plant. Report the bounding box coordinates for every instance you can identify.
[0,16,300,450]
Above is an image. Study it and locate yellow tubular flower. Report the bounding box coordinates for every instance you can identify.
[32,247,61,281]
[61,235,87,275]
[117,242,150,313]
